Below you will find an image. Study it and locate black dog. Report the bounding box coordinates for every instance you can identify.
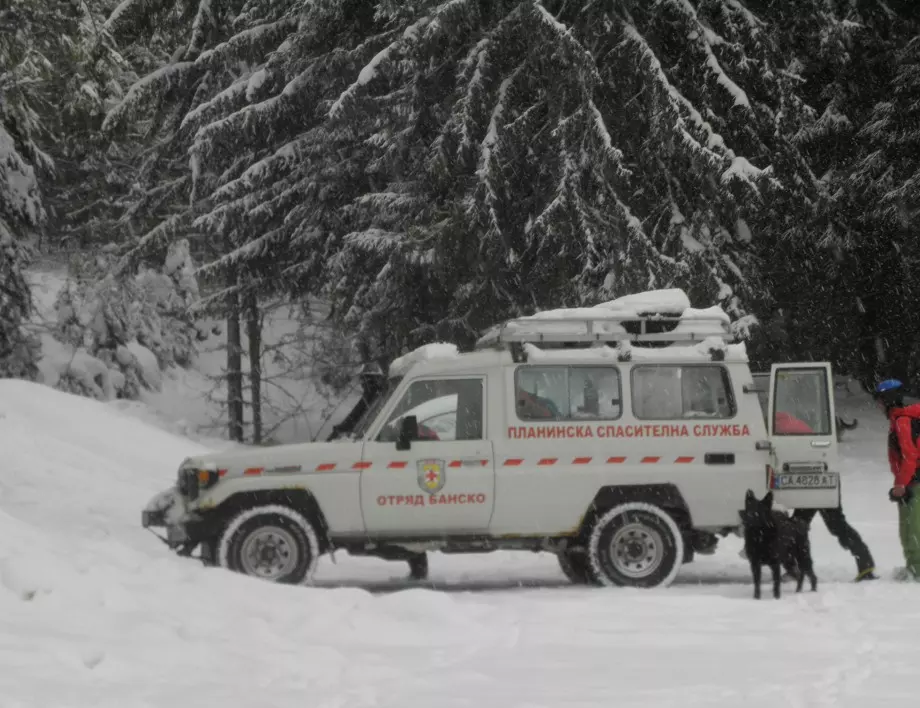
[741,490,818,599]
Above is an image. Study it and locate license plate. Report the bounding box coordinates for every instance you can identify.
[771,472,838,490]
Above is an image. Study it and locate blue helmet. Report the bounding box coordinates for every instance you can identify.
[875,378,904,395]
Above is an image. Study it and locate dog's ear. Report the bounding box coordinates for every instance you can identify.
[744,489,756,508]
[762,491,773,510]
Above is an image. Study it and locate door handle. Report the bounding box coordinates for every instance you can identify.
[811,440,831,448]
[704,453,735,465]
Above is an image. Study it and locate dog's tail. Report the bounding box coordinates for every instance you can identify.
[837,416,858,431]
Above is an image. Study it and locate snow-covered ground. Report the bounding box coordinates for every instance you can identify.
[0,378,917,707]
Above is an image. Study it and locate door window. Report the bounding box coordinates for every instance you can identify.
[772,368,831,436]
[377,377,484,442]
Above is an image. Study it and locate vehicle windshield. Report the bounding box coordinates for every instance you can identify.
[351,376,403,439]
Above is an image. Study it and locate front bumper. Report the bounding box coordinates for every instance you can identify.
[142,487,218,550]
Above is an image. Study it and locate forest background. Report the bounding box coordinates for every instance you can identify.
[2,0,918,443]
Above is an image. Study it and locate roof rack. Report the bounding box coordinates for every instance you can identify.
[475,312,733,350]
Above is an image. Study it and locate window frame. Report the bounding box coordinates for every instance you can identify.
[370,375,488,443]
[629,363,737,422]
[513,364,624,423]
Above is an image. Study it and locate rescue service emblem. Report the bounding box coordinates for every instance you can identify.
[417,458,446,494]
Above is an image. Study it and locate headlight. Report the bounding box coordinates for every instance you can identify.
[177,462,220,501]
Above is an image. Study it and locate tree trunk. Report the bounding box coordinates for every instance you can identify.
[226,270,244,443]
[246,290,263,445]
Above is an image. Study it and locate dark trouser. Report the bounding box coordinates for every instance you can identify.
[792,507,875,572]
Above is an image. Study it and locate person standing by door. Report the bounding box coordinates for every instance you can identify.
[774,410,878,582]
[873,379,920,581]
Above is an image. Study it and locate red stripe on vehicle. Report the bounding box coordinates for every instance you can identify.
[676,456,694,464]
[243,467,263,476]
[607,456,626,464]
[641,457,660,464]
[218,469,228,477]
[388,461,407,469]
[448,460,462,468]
[573,457,592,465]
[503,459,524,466]
[316,463,336,472]
[538,458,557,466]
[352,462,372,470]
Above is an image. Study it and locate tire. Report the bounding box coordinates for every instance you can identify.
[557,547,597,585]
[407,553,429,581]
[587,502,684,589]
[217,504,321,585]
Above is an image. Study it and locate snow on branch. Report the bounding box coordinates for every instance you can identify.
[103,0,171,37]
[102,61,196,132]
[660,0,751,108]
[533,2,601,84]
[329,15,431,119]
[702,41,751,109]
[114,212,191,275]
[0,125,44,226]
[196,18,297,72]
[725,0,765,31]
[478,70,518,175]
[342,229,404,255]
[588,100,625,165]
[619,24,728,164]
[180,72,254,132]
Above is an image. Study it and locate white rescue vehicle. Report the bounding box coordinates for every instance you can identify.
[142,289,841,588]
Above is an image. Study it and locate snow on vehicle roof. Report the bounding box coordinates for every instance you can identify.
[523,288,729,324]
[475,288,732,348]
[388,343,460,378]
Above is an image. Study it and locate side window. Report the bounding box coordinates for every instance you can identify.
[772,368,831,436]
[631,365,735,420]
[377,377,484,442]
[515,366,622,421]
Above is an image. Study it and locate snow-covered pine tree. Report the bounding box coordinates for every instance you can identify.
[0,0,65,377]
[32,0,138,251]
[322,1,818,362]
[752,1,920,383]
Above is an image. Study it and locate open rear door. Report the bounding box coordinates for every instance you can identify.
[767,363,841,509]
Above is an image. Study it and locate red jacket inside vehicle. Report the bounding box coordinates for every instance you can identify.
[887,403,920,487]
[774,411,815,434]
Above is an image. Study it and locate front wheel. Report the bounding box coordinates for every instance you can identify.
[587,503,684,589]
[557,547,597,585]
[217,505,321,584]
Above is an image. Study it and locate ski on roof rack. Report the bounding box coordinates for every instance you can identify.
[475,311,733,350]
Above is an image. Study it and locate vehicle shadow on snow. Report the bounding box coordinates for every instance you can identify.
[309,567,859,597]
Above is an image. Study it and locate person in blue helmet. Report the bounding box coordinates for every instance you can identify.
[872,378,920,581]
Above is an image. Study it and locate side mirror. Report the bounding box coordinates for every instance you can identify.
[397,415,418,451]
[755,440,773,451]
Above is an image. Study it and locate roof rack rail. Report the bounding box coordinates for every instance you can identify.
[475,312,733,349]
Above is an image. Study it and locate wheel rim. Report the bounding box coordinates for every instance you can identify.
[609,521,664,579]
[239,526,300,580]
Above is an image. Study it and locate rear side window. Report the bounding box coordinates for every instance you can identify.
[515,366,622,421]
[631,365,735,420]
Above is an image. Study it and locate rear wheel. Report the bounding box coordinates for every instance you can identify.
[587,502,684,588]
[217,505,320,584]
